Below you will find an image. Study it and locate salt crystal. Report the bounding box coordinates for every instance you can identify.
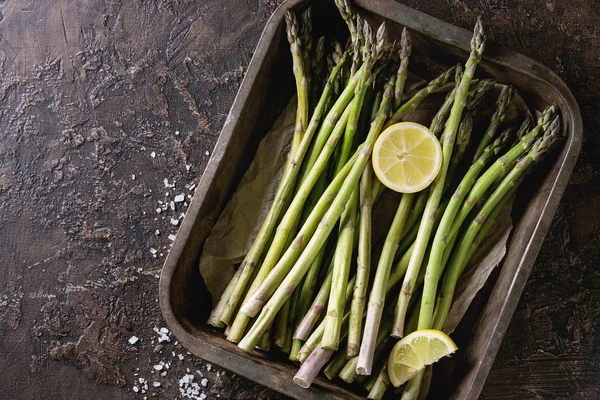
[175,130,180,135]
[196,370,203,377]
[206,364,212,371]
[128,336,139,345]
[178,354,184,360]
[133,386,139,393]
[189,184,196,191]
[155,230,160,235]
[185,164,191,171]
[205,151,210,156]
[160,327,169,334]
[170,201,175,211]
[170,218,179,226]
[152,382,161,388]
[153,364,163,371]
[131,174,136,180]
[156,208,162,214]
[200,378,208,387]
[168,234,177,241]
[161,371,167,376]
[164,178,175,188]
[174,194,185,203]
[200,394,207,400]
[151,151,156,158]
[150,248,157,255]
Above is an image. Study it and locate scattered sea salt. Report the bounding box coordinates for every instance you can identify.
[170,218,179,226]
[150,248,157,255]
[153,327,170,343]
[153,382,161,388]
[151,151,156,158]
[128,336,139,345]
[153,364,163,371]
[131,174,136,180]
[174,194,185,203]
[200,378,208,387]
[164,178,175,188]
[168,234,177,241]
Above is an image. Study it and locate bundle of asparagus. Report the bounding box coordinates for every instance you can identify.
[207,1,562,398]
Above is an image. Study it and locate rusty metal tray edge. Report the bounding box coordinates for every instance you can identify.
[159,1,583,399]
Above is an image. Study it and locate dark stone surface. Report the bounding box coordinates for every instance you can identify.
[0,0,597,399]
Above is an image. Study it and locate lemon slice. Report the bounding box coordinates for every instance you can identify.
[372,122,442,193]
[387,329,457,387]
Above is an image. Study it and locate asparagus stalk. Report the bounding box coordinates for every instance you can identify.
[207,271,240,328]
[274,297,292,351]
[347,163,374,357]
[517,115,533,140]
[392,18,486,339]
[393,28,412,110]
[287,10,310,157]
[367,364,391,400]
[293,346,335,388]
[237,75,395,352]
[300,8,313,110]
[310,36,326,112]
[357,193,414,374]
[429,66,463,136]
[473,85,515,160]
[322,188,359,349]
[334,0,358,44]
[294,260,334,340]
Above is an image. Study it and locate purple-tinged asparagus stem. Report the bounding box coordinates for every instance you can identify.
[293,346,335,388]
[294,260,334,340]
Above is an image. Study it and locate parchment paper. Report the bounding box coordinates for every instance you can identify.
[198,80,530,331]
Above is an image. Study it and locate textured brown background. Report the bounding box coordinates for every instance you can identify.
[0,0,597,399]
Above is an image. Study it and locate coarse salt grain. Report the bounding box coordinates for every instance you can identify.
[200,378,207,387]
[131,174,136,180]
[153,364,163,371]
[151,151,156,158]
[152,382,161,388]
[150,248,157,255]
[170,218,179,226]
[174,194,185,203]
[128,336,139,345]
[168,234,177,241]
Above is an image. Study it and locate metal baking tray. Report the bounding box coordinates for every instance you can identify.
[159,0,582,398]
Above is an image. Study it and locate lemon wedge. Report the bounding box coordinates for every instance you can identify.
[387,329,458,387]
[372,122,442,193]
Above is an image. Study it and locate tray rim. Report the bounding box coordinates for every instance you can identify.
[159,1,583,399]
